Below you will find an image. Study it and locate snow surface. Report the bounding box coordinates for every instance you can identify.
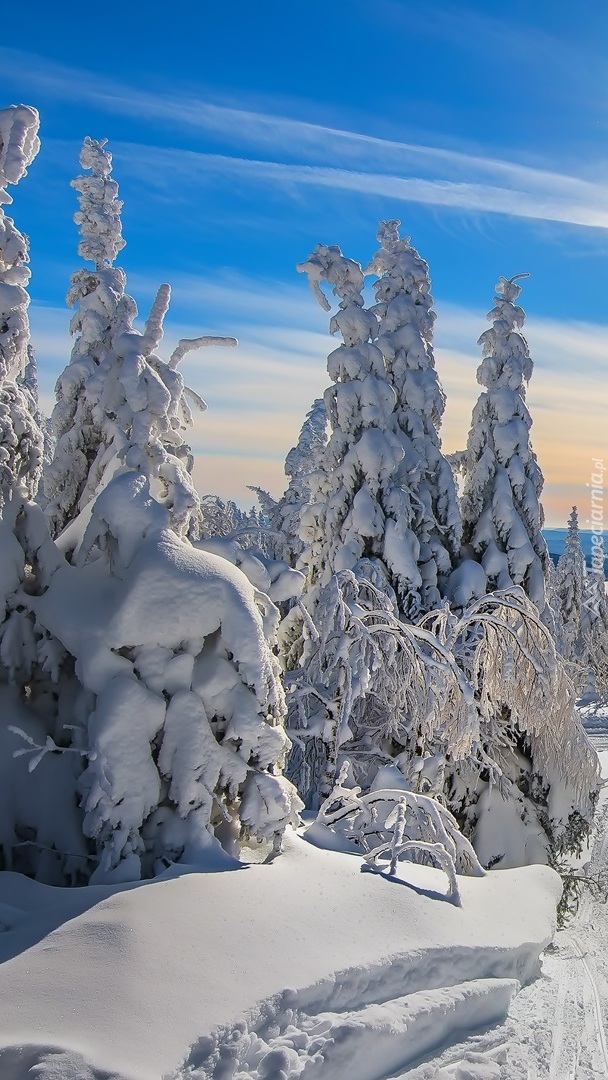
[0,829,559,1079]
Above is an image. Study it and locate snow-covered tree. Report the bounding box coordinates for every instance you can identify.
[0,106,44,505]
[0,107,89,883]
[45,137,236,543]
[44,137,136,534]
[552,507,586,673]
[250,397,328,567]
[367,220,461,612]
[296,241,457,621]
[457,274,548,611]
[0,106,40,380]
[29,470,302,882]
[581,533,608,699]
[284,236,463,805]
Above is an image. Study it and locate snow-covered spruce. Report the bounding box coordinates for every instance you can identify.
[581,532,608,700]
[252,397,328,566]
[286,236,462,804]
[367,220,461,614]
[287,242,427,794]
[295,239,462,622]
[0,107,88,882]
[0,106,44,504]
[44,137,136,535]
[45,136,237,543]
[457,274,548,612]
[0,105,40,383]
[550,506,587,687]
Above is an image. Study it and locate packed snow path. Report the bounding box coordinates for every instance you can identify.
[398,724,608,1080]
[511,727,608,1080]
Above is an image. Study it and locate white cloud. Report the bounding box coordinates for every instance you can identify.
[5,46,608,231]
[27,287,608,522]
[104,143,608,232]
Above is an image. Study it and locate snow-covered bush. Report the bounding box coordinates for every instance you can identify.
[12,471,301,882]
[457,275,549,612]
[424,587,599,866]
[307,763,484,905]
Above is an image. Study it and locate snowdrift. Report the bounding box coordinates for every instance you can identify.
[0,831,560,1079]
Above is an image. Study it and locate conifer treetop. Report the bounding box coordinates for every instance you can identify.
[0,104,40,205]
[366,219,461,607]
[71,136,126,270]
[477,274,532,393]
[459,272,548,610]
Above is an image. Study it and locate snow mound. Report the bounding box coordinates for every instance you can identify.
[0,832,560,1079]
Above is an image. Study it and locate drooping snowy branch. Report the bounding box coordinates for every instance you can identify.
[311,763,485,899]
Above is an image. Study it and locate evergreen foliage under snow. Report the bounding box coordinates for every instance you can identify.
[367,219,461,613]
[0,105,600,899]
[457,275,549,612]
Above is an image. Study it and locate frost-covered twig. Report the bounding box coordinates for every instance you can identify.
[9,725,89,772]
[365,837,462,906]
[314,766,484,880]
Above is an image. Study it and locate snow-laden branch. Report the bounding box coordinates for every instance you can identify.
[0,104,40,201]
[309,764,484,905]
[169,335,237,370]
[141,283,171,355]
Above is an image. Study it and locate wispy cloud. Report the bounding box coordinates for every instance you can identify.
[377,0,604,98]
[104,143,608,232]
[6,46,608,232]
[28,283,608,522]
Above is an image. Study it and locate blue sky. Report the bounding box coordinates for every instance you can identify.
[3,0,608,525]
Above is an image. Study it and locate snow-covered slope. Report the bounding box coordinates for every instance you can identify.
[0,832,559,1079]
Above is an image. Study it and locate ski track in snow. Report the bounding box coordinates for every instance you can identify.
[392,719,608,1080]
[178,721,608,1080]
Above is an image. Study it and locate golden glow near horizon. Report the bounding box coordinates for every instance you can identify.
[190,311,608,530]
[32,292,607,530]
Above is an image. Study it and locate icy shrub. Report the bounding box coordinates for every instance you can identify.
[307,763,484,906]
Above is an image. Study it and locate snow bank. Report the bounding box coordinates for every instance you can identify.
[0,832,560,1079]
